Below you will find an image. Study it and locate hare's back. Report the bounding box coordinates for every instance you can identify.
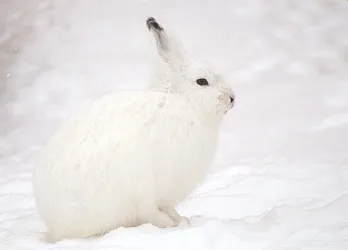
[39,91,196,167]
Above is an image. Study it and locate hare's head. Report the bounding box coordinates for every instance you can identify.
[147,17,235,115]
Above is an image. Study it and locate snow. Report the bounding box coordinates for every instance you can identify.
[1,0,348,249]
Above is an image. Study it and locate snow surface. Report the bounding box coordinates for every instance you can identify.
[1,0,348,249]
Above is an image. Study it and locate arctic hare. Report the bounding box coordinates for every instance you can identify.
[33,17,235,241]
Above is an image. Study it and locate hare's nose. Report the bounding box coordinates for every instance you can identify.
[229,96,235,103]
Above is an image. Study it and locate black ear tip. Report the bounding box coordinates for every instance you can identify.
[146,17,163,31]
[146,17,156,23]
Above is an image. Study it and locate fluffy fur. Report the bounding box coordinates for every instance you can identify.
[33,17,235,241]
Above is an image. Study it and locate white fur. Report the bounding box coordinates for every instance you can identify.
[33,17,235,241]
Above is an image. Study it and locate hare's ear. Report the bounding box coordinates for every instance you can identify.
[146,17,187,69]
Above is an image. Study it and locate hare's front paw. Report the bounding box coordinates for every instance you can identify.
[148,210,176,228]
[178,215,189,225]
[160,206,189,226]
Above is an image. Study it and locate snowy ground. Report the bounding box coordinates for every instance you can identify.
[1,0,348,249]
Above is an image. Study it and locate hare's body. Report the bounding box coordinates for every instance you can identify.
[33,17,235,241]
[34,91,220,240]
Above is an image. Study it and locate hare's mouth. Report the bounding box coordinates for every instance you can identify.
[225,99,235,114]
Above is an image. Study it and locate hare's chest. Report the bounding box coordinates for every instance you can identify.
[151,121,219,205]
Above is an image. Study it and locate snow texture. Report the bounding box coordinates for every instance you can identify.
[1,0,348,249]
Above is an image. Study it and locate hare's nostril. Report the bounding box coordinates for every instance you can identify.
[230,96,235,103]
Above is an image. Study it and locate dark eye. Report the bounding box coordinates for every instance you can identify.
[196,78,209,86]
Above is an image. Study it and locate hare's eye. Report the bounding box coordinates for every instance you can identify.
[196,78,209,86]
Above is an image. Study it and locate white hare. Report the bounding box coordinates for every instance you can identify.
[33,17,235,241]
